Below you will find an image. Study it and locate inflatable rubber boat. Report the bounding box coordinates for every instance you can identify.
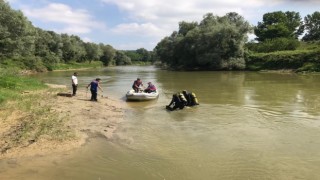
[126,89,159,101]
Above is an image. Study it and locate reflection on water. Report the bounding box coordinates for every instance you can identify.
[1,66,320,179]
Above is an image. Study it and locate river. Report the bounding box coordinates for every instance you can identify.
[1,66,320,180]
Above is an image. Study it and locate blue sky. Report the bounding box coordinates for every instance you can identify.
[6,0,320,50]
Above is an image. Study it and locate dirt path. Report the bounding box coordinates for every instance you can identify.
[0,87,125,159]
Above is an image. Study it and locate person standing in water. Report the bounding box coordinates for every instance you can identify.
[71,72,78,96]
[87,78,103,101]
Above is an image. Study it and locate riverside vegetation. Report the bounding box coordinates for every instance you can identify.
[154,11,320,71]
[0,69,75,155]
[1,0,320,73]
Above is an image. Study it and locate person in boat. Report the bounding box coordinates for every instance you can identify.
[166,92,188,111]
[87,78,103,101]
[144,82,156,93]
[132,78,143,93]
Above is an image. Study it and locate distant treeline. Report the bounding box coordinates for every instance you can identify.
[154,11,320,71]
[0,0,153,72]
[1,0,320,72]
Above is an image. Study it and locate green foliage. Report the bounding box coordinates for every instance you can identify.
[154,12,251,70]
[21,56,47,72]
[302,11,320,41]
[114,51,132,65]
[246,38,300,53]
[51,61,103,70]
[254,11,303,42]
[100,44,116,66]
[0,0,36,59]
[84,42,103,62]
[60,34,86,63]
[123,48,153,63]
[246,49,320,71]
[0,68,46,104]
[0,1,122,71]
[298,41,320,50]
[0,57,47,71]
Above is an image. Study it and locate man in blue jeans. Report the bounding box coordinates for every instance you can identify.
[87,78,103,101]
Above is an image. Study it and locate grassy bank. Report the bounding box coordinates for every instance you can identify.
[51,61,103,71]
[0,69,75,154]
[246,43,320,72]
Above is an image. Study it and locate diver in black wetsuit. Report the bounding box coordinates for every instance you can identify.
[166,93,187,111]
[166,91,199,111]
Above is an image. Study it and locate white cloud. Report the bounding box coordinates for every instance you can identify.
[101,0,265,21]
[111,23,166,38]
[21,3,106,34]
[99,0,273,39]
[115,41,157,50]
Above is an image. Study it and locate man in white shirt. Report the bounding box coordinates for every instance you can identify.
[71,72,78,96]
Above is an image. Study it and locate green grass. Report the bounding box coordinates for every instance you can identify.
[0,70,75,153]
[297,41,320,51]
[246,45,320,72]
[0,68,47,105]
[51,61,103,70]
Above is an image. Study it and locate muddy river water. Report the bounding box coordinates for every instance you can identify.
[1,66,320,179]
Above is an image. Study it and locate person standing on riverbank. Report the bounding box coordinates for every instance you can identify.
[71,72,78,96]
[87,78,103,101]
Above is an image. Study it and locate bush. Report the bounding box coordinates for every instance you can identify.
[245,49,320,71]
[246,38,300,53]
[22,56,47,72]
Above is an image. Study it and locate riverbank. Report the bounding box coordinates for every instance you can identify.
[0,85,125,159]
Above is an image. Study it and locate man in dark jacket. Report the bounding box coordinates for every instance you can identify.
[87,78,103,101]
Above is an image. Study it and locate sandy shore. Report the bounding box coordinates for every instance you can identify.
[0,86,125,159]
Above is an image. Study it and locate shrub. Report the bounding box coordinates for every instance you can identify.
[246,38,300,53]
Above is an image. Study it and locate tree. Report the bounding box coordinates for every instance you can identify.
[254,11,304,42]
[114,51,131,65]
[178,21,198,36]
[60,34,86,63]
[0,0,127,71]
[136,48,151,62]
[302,11,320,41]
[84,42,102,63]
[0,0,36,59]
[154,32,176,67]
[154,12,251,70]
[34,28,61,68]
[99,44,116,66]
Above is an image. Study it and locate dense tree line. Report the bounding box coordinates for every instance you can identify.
[123,48,154,64]
[0,1,152,71]
[154,12,251,70]
[246,11,320,71]
[154,11,320,70]
[246,11,320,53]
[1,0,320,72]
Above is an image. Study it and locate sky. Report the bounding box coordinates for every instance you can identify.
[5,0,320,51]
